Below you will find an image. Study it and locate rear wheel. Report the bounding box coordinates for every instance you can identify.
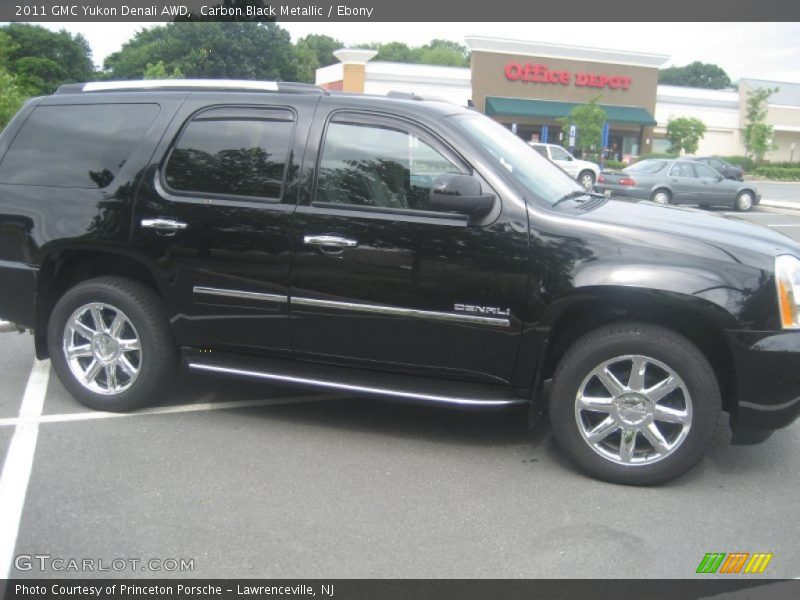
[579,170,596,191]
[47,276,178,412]
[651,189,671,205]
[735,191,754,212]
[548,322,720,485]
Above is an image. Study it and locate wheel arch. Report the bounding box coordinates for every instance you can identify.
[536,286,737,415]
[34,247,167,359]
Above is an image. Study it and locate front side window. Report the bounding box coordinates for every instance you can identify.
[0,104,159,189]
[165,108,294,199]
[315,120,461,212]
[549,146,572,161]
[694,163,720,178]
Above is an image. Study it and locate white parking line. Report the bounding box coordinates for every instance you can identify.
[0,392,344,428]
[0,359,50,579]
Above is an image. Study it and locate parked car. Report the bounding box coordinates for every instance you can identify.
[0,80,798,485]
[595,159,760,211]
[530,142,600,190]
[690,156,745,182]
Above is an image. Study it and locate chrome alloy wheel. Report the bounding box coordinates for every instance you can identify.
[738,192,753,211]
[652,191,669,205]
[574,355,692,466]
[580,173,595,190]
[62,302,142,395]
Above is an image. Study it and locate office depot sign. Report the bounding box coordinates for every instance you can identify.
[504,62,632,90]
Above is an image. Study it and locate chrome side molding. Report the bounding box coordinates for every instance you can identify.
[291,297,511,327]
[188,362,525,408]
[193,286,288,304]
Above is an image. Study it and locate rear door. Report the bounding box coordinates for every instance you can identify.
[289,109,529,383]
[131,93,316,354]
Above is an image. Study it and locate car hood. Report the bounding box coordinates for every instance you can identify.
[581,199,800,264]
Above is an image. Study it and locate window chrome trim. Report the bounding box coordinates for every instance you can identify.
[188,362,525,407]
[291,296,510,327]
[193,286,288,304]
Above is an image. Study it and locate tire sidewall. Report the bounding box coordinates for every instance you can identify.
[549,325,720,485]
[47,280,171,411]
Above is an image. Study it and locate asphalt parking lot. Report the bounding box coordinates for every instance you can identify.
[1,202,800,580]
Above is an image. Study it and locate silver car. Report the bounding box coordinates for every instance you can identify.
[595,159,760,212]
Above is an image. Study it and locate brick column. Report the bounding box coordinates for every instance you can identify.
[333,49,378,94]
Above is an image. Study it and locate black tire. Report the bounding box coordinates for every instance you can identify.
[650,188,671,205]
[548,322,720,485]
[578,170,596,191]
[735,190,755,212]
[47,276,178,412]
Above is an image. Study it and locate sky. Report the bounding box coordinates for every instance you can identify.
[35,21,800,84]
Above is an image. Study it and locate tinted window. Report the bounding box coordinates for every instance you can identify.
[669,162,696,178]
[549,146,572,161]
[165,108,294,199]
[315,121,461,211]
[0,104,159,189]
[627,160,667,174]
[695,163,720,178]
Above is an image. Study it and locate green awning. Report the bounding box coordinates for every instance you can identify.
[484,96,657,126]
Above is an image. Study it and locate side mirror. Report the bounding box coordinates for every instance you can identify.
[429,174,496,217]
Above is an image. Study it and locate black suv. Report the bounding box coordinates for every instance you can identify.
[690,156,745,181]
[1,80,799,485]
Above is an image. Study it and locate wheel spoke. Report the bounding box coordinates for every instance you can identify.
[118,355,138,378]
[654,405,690,425]
[647,376,679,403]
[643,422,670,454]
[628,357,647,391]
[596,367,625,397]
[84,360,102,384]
[586,416,619,443]
[71,319,96,341]
[108,312,126,337]
[577,395,614,413]
[105,364,118,391]
[90,306,106,332]
[67,344,92,359]
[619,428,637,463]
[118,338,141,353]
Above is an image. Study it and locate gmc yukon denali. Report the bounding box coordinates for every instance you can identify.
[0,80,799,485]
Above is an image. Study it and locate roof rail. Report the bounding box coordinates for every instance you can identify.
[55,79,327,95]
[386,90,425,101]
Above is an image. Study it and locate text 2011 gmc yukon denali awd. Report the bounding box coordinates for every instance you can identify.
[1,80,799,485]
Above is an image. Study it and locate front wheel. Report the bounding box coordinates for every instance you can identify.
[735,191,754,212]
[548,322,720,485]
[579,170,596,191]
[47,276,178,412]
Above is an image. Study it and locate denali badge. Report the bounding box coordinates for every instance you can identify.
[454,304,511,316]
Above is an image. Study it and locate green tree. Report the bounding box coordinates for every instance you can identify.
[0,67,27,129]
[293,34,342,83]
[665,117,707,155]
[143,60,184,79]
[743,86,779,161]
[365,39,469,67]
[659,61,733,89]
[558,97,607,152]
[1,23,94,94]
[104,22,299,82]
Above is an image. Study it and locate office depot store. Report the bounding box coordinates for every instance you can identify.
[317,37,800,163]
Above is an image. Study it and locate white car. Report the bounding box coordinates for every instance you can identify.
[530,143,600,190]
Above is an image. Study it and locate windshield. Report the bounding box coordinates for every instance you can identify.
[452,113,583,205]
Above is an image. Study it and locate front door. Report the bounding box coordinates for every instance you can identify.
[132,96,315,354]
[289,111,529,383]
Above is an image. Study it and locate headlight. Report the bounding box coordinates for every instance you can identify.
[775,255,800,329]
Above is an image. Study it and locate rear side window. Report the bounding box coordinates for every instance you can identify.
[164,107,294,200]
[0,104,159,189]
[531,145,548,158]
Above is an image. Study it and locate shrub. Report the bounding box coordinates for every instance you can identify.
[753,166,800,181]
[602,160,626,170]
[633,152,678,163]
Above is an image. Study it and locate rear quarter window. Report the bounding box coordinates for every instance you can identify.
[0,104,159,189]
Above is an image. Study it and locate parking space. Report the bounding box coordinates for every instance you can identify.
[2,205,800,579]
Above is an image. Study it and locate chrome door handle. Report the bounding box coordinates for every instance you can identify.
[303,235,358,248]
[141,218,188,232]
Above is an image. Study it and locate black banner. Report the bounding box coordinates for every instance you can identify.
[3,580,798,600]
[3,0,800,22]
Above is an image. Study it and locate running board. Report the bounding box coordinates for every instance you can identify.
[185,350,527,409]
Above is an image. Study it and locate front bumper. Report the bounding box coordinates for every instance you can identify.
[727,330,800,436]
